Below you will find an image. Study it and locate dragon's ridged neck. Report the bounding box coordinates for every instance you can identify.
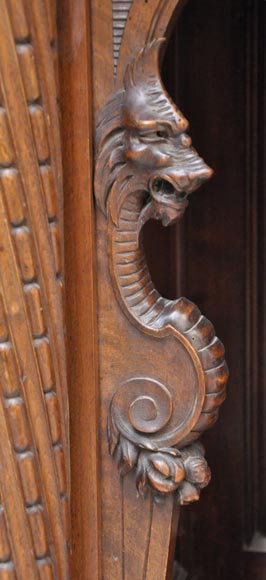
[111,192,166,329]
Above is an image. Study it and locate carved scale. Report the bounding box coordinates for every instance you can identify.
[93,3,229,577]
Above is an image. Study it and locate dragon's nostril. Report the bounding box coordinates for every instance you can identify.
[152,178,176,195]
[152,178,163,192]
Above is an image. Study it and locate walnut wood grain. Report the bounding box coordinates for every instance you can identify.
[0,1,69,578]
[91,0,228,578]
[58,0,101,578]
[94,22,227,499]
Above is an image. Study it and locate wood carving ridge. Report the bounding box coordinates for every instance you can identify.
[95,40,228,501]
[112,0,133,77]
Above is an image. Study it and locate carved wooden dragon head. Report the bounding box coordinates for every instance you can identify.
[95,39,212,227]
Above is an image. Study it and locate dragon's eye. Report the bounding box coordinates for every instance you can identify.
[139,129,169,143]
[156,130,168,139]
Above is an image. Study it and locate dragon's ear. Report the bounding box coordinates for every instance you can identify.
[124,38,165,90]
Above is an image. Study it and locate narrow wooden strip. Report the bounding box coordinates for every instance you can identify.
[58,1,101,578]
[27,0,64,230]
[101,456,123,580]
[0,185,69,578]
[0,504,11,562]
[90,0,115,112]
[166,504,180,580]
[145,495,175,580]
[123,474,153,580]
[0,0,68,464]
[0,389,38,577]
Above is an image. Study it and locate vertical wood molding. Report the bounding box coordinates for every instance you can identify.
[58,1,101,579]
[244,0,266,545]
[0,1,69,578]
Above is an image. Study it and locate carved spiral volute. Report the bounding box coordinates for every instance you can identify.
[108,377,211,502]
[110,378,173,444]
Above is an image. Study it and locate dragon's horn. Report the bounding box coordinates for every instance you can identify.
[124,38,165,90]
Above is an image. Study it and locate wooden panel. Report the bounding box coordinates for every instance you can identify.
[0,1,69,578]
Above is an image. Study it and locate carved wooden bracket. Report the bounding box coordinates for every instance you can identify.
[90,1,230,578]
[95,39,228,504]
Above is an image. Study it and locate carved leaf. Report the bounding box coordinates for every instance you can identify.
[173,460,186,484]
[108,413,120,455]
[136,452,150,495]
[158,447,182,457]
[119,437,139,475]
[151,453,185,483]
[184,456,211,488]
[151,455,171,477]
[178,482,200,506]
[147,466,179,494]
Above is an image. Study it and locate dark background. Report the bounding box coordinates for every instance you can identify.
[144,1,266,578]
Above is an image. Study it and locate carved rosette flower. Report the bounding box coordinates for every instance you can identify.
[109,421,210,503]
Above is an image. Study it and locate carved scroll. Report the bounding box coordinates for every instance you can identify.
[92,1,228,578]
[0,1,69,578]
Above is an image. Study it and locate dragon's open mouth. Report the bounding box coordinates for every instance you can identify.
[152,177,188,199]
[150,176,189,210]
[147,176,190,226]
[149,159,213,208]
[144,163,213,227]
